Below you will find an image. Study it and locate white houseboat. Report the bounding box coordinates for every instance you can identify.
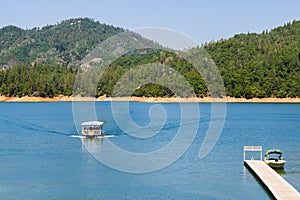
[81,121,104,138]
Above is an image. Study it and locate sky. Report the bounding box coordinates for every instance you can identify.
[1,0,300,45]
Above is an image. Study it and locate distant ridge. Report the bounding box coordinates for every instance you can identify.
[0,18,124,67]
[0,18,299,99]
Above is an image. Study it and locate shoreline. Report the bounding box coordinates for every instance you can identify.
[0,95,300,103]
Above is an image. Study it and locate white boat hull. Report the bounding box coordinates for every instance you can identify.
[265,160,286,169]
[71,135,115,139]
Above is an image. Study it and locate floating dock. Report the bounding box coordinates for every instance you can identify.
[244,146,300,200]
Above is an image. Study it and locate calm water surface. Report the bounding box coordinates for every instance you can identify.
[0,102,299,199]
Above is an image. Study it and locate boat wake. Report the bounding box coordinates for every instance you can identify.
[70,135,115,139]
[2,115,74,136]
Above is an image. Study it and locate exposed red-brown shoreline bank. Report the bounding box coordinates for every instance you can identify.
[1,95,300,103]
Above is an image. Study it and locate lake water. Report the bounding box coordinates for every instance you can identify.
[0,102,299,199]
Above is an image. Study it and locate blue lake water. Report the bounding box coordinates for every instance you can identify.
[0,102,299,199]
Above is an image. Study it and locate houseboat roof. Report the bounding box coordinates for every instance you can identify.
[81,121,104,126]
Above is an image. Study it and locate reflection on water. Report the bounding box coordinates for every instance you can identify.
[274,168,286,175]
[81,138,103,153]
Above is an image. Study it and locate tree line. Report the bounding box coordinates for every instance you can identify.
[0,19,299,98]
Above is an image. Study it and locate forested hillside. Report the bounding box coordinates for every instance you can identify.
[204,20,300,98]
[0,19,299,98]
[0,18,123,67]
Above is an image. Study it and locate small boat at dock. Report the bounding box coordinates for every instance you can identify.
[264,149,286,169]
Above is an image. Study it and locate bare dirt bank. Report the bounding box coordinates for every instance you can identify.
[1,95,300,103]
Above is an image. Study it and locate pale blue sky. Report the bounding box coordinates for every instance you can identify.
[1,0,299,44]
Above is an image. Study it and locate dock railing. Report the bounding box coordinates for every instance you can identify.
[244,146,262,161]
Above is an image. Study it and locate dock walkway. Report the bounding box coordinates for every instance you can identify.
[245,160,300,199]
[244,146,300,199]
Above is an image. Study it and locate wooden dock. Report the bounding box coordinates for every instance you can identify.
[244,160,300,200]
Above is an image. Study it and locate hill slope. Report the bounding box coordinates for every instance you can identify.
[204,20,300,98]
[0,19,299,98]
[0,18,124,67]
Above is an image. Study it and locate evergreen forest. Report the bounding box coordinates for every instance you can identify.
[0,18,299,98]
